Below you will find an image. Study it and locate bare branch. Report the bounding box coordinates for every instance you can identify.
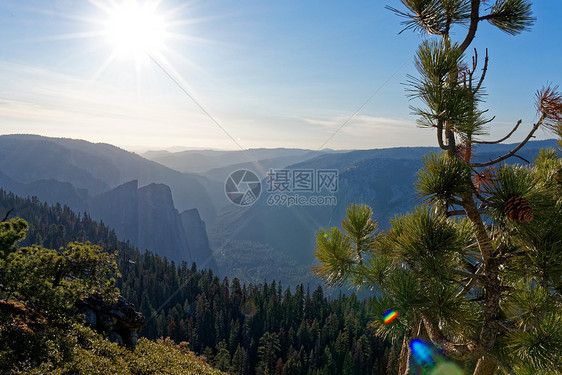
[1,209,14,223]
[511,154,530,164]
[474,119,522,144]
[450,269,486,279]
[456,264,484,298]
[450,197,463,206]
[471,116,545,167]
[474,48,489,94]
[467,48,477,92]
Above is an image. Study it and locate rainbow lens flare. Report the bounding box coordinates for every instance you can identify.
[383,309,398,324]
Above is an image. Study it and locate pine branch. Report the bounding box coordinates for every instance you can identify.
[456,264,484,298]
[1,209,14,223]
[470,179,491,205]
[451,269,486,279]
[487,353,517,375]
[437,119,454,150]
[471,115,545,167]
[479,0,535,35]
[421,315,481,360]
[447,208,488,216]
[474,119,522,144]
[497,306,547,333]
[511,154,530,164]
[458,0,481,53]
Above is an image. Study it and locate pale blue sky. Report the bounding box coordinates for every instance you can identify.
[0,0,560,151]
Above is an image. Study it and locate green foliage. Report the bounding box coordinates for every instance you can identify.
[317,152,562,372]
[485,160,562,293]
[1,320,226,375]
[314,204,481,347]
[342,204,379,259]
[414,38,463,86]
[389,0,534,37]
[486,0,535,35]
[313,228,355,287]
[0,192,394,375]
[502,313,562,374]
[387,0,471,35]
[408,39,489,140]
[415,152,472,208]
[312,1,561,374]
[0,218,27,258]
[388,206,467,272]
[0,223,119,322]
[487,165,536,222]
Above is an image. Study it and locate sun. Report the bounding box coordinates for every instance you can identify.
[100,0,169,61]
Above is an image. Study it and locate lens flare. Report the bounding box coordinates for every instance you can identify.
[383,309,398,324]
[409,339,463,374]
[411,339,433,364]
[430,362,463,375]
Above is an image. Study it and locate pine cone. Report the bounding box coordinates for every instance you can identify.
[504,196,533,222]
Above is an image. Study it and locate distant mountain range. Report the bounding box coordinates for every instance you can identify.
[1,134,558,286]
[205,140,560,270]
[0,135,216,268]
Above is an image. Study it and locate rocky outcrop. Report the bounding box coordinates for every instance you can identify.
[180,208,218,271]
[138,183,192,264]
[90,180,139,243]
[88,181,211,266]
[78,295,145,348]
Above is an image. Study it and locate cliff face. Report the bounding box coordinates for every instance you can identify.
[0,133,218,268]
[180,209,217,270]
[90,180,139,246]
[86,180,217,266]
[137,183,191,264]
[88,181,199,265]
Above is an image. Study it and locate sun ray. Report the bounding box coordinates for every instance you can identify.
[89,51,119,83]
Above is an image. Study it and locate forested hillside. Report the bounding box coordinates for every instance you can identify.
[0,190,396,374]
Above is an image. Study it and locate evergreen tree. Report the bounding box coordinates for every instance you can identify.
[1,192,393,375]
[232,344,248,375]
[314,1,561,374]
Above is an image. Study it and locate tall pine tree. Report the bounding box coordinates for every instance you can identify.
[314,1,561,374]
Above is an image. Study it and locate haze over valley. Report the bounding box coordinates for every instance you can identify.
[1,134,557,287]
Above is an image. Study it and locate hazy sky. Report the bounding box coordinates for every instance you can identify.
[0,0,561,151]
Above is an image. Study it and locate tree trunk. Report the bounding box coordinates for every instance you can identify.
[473,356,496,375]
[398,335,410,375]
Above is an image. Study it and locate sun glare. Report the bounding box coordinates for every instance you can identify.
[101,1,169,61]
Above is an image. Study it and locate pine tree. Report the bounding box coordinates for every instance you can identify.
[232,345,248,375]
[314,1,562,374]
